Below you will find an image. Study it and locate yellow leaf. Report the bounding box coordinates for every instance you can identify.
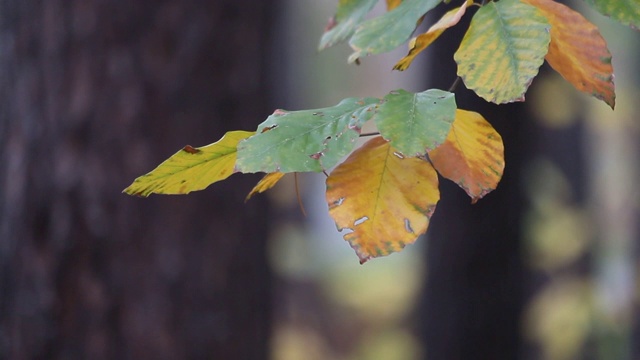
[123,131,254,197]
[454,0,550,104]
[326,137,440,263]
[246,172,285,201]
[394,0,471,71]
[522,0,616,109]
[429,110,504,203]
[386,0,402,11]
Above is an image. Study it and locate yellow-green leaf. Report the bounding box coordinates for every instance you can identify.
[246,172,285,201]
[123,131,254,197]
[583,0,640,30]
[454,0,550,104]
[394,0,471,71]
[428,110,504,203]
[326,136,440,263]
[523,0,616,109]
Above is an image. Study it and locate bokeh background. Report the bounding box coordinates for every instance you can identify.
[1,0,638,359]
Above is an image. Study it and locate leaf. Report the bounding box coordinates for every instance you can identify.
[523,0,616,109]
[394,0,471,71]
[386,0,403,11]
[326,137,440,263]
[348,0,442,63]
[454,0,550,104]
[318,0,378,51]
[583,0,640,30]
[246,172,285,201]
[428,110,504,203]
[124,131,254,197]
[236,98,380,173]
[376,89,456,157]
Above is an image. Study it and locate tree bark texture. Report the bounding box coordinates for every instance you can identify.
[419,6,531,359]
[0,0,274,359]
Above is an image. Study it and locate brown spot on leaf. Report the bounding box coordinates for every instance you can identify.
[261,124,277,133]
[183,145,200,154]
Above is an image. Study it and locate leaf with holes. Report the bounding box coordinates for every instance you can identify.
[246,172,286,201]
[123,131,254,197]
[523,0,616,109]
[394,0,471,71]
[584,0,640,29]
[454,0,550,104]
[236,97,379,173]
[348,0,442,63]
[428,110,504,203]
[318,0,378,51]
[326,136,440,263]
[376,89,456,157]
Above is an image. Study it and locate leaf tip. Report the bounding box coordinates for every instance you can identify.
[122,186,147,198]
[348,52,362,64]
[392,61,407,71]
[359,255,372,265]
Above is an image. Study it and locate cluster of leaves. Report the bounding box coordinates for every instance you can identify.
[125,0,638,263]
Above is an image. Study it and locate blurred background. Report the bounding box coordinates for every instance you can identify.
[1,0,638,359]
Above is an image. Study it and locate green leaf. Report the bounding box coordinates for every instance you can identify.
[348,0,442,63]
[375,89,456,156]
[319,0,378,51]
[123,131,254,197]
[454,0,551,104]
[236,98,380,173]
[583,0,640,29]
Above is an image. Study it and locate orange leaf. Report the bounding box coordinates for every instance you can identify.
[386,0,402,11]
[429,110,504,203]
[246,172,285,201]
[394,0,471,71]
[523,0,615,109]
[326,137,440,263]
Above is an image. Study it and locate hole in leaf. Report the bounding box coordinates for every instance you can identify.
[354,216,369,226]
[404,218,414,234]
[330,197,344,208]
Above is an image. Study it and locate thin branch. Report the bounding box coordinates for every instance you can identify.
[448,76,462,92]
[294,172,307,217]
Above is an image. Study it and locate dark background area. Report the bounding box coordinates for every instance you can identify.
[1,1,274,358]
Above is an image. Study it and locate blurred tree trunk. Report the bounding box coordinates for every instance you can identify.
[419,6,530,359]
[0,0,274,359]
